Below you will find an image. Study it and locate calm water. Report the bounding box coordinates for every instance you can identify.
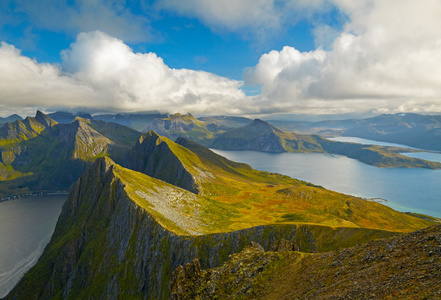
[0,195,66,298]
[212,149,441,218]
[328,136,421,149]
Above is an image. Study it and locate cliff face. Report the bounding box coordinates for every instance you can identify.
[7,157,404,300]
[124,131,200,194]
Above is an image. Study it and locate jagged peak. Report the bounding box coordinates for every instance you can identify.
[138,130,162,144]
[93,156,115,175]
[35,110,58,127]
[125,131,203,194]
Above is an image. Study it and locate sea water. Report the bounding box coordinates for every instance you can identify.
[212,148,441,218]
[0,195,66,298]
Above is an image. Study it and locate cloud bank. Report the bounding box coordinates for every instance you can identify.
[246,0,441,115]
[0,31,253,116]
[1,1,441,118]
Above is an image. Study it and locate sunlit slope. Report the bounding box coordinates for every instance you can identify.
[7,149,436,299]
[0,113,141,194]
[124,135,434,234]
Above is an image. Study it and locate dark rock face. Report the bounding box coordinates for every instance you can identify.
[211,119,285,152]
[35,110,58,128]
[270,238,299,252]
[124,131,200,194]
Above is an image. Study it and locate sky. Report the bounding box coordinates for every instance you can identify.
[0,0,441,119]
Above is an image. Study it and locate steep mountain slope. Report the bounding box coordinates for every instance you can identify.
[212,119,323,152]
[0,111,56,147]
[171,224,441,299]
[0,113,140,194]
[7,155,435,299]
[212,119,441,169]
[0,111,58,182]
[124,131,203,194]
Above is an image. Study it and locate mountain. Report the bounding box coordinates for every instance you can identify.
[48,111,94,123]
[212,119,324,152]
[94,112,167,131]
[197,116,252,129]
[147,113,222,146]
[0,112,140,195]
[7,139,436,298]
[310,113,441,151]
[0,114,22,126]
[147,113,253,147]
[211,119,441,169]
[124,131,204,194]
[170,224,441,299]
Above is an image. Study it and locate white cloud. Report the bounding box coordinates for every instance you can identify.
[0,31,253,116]
[246,0,441,115]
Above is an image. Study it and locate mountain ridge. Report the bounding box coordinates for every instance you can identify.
[7,155,429,299]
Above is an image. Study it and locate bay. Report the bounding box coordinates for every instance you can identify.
[211,149,441,219]
[0,195,66,298]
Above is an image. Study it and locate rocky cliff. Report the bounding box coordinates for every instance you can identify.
[124,131,201,194]
[171,225,441,299]
[6,157,412,299]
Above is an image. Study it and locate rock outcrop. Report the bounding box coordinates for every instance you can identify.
[170,225,441,299]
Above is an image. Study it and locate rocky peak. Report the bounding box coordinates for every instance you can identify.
[35,110,58,128]
[124,131,200,193]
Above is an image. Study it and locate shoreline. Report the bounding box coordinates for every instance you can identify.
[0,192,68,204]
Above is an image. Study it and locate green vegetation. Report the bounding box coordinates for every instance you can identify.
[6,132,438,299]
[0,112,142,196]
[123,135,434,234]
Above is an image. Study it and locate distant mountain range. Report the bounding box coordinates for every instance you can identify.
[145,115,441,169]
[1,111,440,198]
[308,113,441,151]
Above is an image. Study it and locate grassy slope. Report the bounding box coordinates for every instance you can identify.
[0,115,139,195]
[115,137,434,234]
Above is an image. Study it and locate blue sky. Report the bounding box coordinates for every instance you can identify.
[0,1,441,118]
